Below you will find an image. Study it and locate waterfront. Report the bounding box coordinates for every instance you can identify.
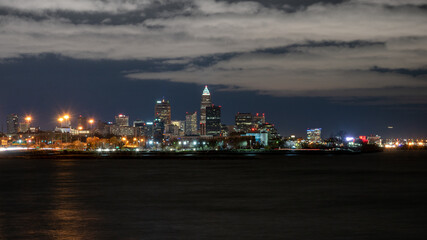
[1,151,427,239]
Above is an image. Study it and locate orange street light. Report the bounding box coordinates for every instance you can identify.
[25,116,32,122]
[58,118,64,123]
[63,115,70,120]
[88,119,94,124]
[78,126,83,130]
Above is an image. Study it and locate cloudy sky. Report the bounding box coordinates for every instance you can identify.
[0,0,426,137]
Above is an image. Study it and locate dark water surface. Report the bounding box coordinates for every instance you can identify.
[1,151,427,239]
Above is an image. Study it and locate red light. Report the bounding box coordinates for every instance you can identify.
[359,136,368,143]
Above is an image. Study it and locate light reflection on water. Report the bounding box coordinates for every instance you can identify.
[46,160,99,240]
[1,152,427,239]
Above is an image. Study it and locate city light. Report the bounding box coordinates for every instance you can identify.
[1,85,425,153]
[346,137,354,142]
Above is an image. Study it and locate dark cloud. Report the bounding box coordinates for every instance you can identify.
[1,0,427,137]
[0,1,194,25]
[371,66,427,77]
[225,0,347,9]
[256,40,385,54]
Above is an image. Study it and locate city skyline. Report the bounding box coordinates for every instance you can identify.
[0,0,426,138]
[0,85,422,140]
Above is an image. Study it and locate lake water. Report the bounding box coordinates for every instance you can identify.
[1,151,427,239]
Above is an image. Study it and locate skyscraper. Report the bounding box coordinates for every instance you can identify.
[307,128,322,143]
[200,85,212,135]
[6,114,19,134]
[235,113,253,133]
[153,118,165,142]
[185,111,198,136]
[206,105,221,136]
[155,98,171,124]
[115,114,129,126]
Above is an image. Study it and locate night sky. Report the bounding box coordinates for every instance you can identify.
[0,0,426,138]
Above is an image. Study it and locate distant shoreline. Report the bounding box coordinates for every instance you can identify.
[0,148,409,160]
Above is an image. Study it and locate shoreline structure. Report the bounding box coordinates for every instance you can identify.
[0,148,397,159]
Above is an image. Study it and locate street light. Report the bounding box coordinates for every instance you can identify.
[88,119,95,137]
[77,126,83,142]
[58,117,64,148]
[25,116,32,134]
[58,114,70,144]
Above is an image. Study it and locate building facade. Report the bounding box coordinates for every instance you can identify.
[206,105,221,136]
[6,114,19,134]
[307,128,322,143]
[155,98,171,124]
[115,114,129,127]
[235,113,253,133]
[185,111,198,136]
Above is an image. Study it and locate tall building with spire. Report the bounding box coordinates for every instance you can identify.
[200,85,212,135]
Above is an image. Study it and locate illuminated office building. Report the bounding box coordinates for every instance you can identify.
[200,85,212,135]
[153,118,165,142]
[235,113,253,132]
[155,98,171,124]
[6,114,19,134]
[185,111,198,136]
[115,114,129,127]
[307,128,322,143]
[206,105,221,136]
